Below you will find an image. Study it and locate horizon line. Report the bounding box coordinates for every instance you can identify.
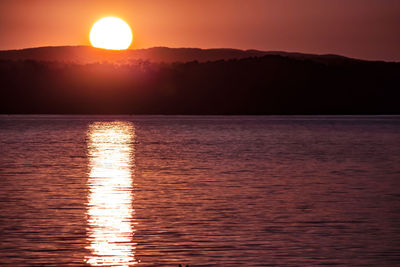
[0,45,381,63]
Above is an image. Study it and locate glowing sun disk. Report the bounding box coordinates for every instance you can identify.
[90,17,133,50]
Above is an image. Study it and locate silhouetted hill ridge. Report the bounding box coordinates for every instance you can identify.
[0,45,366,65]
[0,52,399,114]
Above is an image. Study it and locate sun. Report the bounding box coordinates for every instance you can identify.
[90,17,133,50]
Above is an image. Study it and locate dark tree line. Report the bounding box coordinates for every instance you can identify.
[0,55,399,114]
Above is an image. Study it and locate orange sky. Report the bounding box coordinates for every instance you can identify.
[0,0,399,61]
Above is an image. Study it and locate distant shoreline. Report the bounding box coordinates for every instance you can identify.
[1,51,399,115]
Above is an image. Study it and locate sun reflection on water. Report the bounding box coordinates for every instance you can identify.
[86,121,137,266]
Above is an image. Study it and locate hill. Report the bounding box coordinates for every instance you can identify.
[0,46,357,64]
[0,48,399,114]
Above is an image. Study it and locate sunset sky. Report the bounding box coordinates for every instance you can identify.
[0,0,399,61]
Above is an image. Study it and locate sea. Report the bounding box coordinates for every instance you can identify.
[1,115,399,266]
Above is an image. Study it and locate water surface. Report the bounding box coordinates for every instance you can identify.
[1,115,400,266]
